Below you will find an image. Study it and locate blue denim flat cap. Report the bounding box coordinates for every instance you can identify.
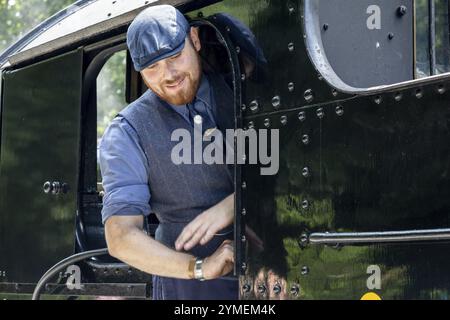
[127,5,190,71]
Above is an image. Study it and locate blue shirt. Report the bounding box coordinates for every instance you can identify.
[99,74,216,224]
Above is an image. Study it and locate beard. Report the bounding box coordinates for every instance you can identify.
[147,52,202,106]
[162,72,200,105]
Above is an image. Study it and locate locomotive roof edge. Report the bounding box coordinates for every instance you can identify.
[0,0,219,70]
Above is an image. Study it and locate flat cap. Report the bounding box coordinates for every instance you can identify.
[127,5,190,71]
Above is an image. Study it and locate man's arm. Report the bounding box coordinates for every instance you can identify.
[100,118,234,280]
[105,215,234,280]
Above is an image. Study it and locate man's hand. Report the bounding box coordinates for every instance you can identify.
[175,194,234,251]
[202,240,235,280]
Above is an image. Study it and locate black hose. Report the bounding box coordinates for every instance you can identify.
[32,248,109,300]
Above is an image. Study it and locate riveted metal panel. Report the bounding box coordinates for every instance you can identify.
[241,77,450,299]
[318,0,414,88]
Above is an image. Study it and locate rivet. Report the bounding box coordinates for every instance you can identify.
[288,4,295,14]
[242,263,247,271]
[438,84,446,94]
[249,100,259,113]
[290,285,300,296]
[318,74,324,81]
[332,89,338,97]
[301,266,310,275]
[241,182,247,189]
[335,105,344,116]
[288,42,295,52]
[236,46,240,53]
[280,115,288,125]
[416,88,423,99]
[242,283,251,292]
[374,95,382,104]
[323,23,329,31]
[301,134,310,145]
[273,284,282,295]
[242,154,247,162]
[241,104,247,111]
[264,118,271,128]
[257,284,266,294]
[107,13,112,17]
[316,108,324,119]
[241,208,247,216]
[397,5,407,16]
[394,92,403,101]
[298,233,309,247]
[302,167,310,178]
[241,235,247,242]
[241,74,246,81]
[272,96,281,109]
[304,89,314,103]
[298,111,306,122]
[197,11,204,18]
[388,33,394,40]
[247,121,255,129]
[226,26,231,32]
[302,199,309,209]
[288,82,295,92]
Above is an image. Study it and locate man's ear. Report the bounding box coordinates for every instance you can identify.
[189,27,201,52]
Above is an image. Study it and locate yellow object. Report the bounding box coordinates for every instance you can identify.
[360,292,382,300]
[188,257,196,279]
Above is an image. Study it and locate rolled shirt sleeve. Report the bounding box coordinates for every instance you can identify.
[99,116,151,225]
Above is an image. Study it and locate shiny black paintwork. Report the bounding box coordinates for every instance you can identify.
[0,49,82,283]
[227,0,450,300]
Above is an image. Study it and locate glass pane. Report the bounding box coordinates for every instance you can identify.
[415,0,431,77]
[435,0,450,74]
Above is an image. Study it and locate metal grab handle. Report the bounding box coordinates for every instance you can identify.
[308,228,450,246]
[32,248,109,300]
[43,181,69,194]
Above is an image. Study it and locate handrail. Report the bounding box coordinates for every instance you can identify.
[308,228,450,245]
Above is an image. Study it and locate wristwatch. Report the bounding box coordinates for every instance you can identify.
[194,257,206,281]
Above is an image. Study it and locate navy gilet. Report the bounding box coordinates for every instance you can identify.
[118,73,235,258]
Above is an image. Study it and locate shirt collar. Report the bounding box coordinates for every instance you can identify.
[167,73,212,117]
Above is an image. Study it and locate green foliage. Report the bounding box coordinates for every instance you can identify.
[96,51,127,141]
[0,0,75,52]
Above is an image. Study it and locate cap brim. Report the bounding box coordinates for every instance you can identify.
[135,38,186,72]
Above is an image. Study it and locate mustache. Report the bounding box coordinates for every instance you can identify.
[163,75,186,86]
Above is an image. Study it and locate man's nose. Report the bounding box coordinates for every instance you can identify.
[163,62,178,81]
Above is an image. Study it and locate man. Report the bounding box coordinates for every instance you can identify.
[99,5,237,300]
